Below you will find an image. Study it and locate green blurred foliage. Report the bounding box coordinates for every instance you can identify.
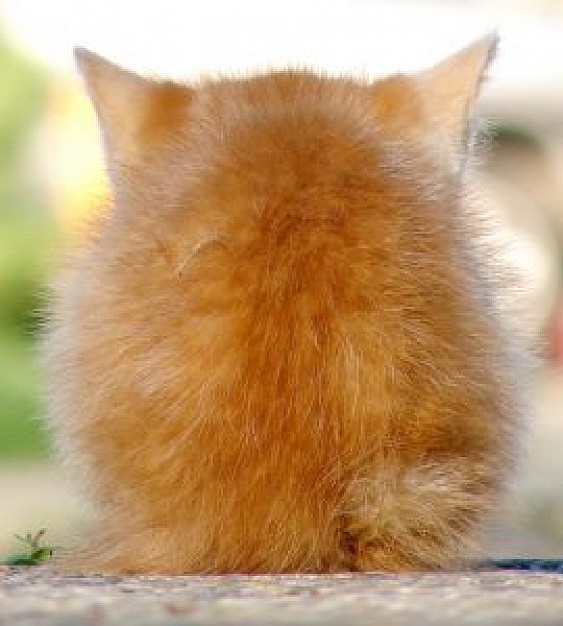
[0,40,58,457]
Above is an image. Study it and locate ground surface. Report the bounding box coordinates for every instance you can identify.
[1,566,563,626]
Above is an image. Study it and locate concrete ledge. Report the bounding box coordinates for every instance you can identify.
[2,566,563,625]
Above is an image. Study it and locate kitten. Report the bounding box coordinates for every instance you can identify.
[46,35,524,573]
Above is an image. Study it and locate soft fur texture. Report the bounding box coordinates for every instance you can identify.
[46,35,524,574]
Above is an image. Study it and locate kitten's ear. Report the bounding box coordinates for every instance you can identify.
[74,48,192,165]
[417,33,498,154]
[75,48,153,159]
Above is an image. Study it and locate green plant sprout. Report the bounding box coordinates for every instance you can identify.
[1,529,58,566]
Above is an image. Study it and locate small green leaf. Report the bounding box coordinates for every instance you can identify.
[30,547,53,562]
[1,553,38,566]
[1,529,58,566]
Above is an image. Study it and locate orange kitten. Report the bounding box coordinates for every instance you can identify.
[46,35,524,573]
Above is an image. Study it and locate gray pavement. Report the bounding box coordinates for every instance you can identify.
[1,566,563,625]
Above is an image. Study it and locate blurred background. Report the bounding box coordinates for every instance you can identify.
[1,0,563,559]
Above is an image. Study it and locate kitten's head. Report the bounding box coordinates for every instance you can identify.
[76,36,496,205]
[75,37,496,219]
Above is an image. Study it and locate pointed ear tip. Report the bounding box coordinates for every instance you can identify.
[481,31,500,62]
[486,30,500,46]
[73,47,101,77]
[73,47,121,79]
[462,32,499,68]
[73,46,89,60]
[74,46,92,63]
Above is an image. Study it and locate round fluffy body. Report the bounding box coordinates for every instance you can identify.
[46,41,523,574]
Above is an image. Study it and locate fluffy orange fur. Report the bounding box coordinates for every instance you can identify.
[46,35,524,573]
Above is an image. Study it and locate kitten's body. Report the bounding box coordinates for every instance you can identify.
[46,37,523,573]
